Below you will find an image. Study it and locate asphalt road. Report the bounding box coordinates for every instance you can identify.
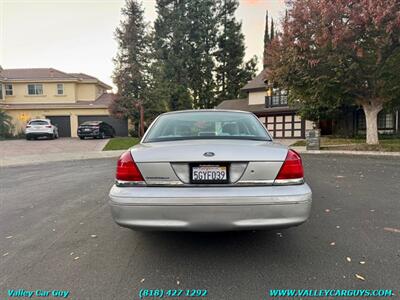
[0,155,399,300]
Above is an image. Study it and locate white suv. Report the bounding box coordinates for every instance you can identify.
[25,119,59,140]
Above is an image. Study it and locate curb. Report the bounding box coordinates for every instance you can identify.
[290,147,400,157]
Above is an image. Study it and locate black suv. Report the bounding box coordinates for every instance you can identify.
[77,121,116,139]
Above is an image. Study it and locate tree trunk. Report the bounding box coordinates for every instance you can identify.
[362,102,382,145]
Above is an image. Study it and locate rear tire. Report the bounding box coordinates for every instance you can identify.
[79,136,85,140]
[100,132,105,139]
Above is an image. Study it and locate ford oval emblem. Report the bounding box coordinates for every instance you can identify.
[203,152,215,157]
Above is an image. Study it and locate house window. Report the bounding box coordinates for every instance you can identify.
[28,84,43,95]
[266,88,288,107]
[5,84,13,96]
[357,111,394,130]
[57,83,64,95]
[378,113,394,129]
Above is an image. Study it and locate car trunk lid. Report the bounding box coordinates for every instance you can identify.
[132,140,288,185]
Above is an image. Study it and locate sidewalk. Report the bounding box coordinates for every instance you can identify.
[291,146,400,157]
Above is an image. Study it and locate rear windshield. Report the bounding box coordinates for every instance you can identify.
[144,111,271,142]
[81,121,101,126]
[29,120,49,125]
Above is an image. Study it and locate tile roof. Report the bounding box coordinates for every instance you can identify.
[1,68,75,80]
[241,68,269,92]
[0,68,112,89]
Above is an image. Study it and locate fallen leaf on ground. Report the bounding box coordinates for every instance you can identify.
[335,175,345,178]
[370,209,375,212]
[90,235,97,238]
[355,274,365,281]
[325,209,331,213]
[359,261,366,265]
[346,257,351,262]
[74,256,80,260]
[177,281,180,285]
[3,252,9,257]
[330,242,336,246]
[140,278,145,283]
[6,236,13,239]
[384,227,400,233]
[336,226,341,229]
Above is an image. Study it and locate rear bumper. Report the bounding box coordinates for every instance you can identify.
[26,132,53,137]
[109,184,312,231]
[78,132,99,137]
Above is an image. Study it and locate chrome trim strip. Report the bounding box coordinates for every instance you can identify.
[115,180,147,187]
[236,180,274,186]
[147,181,184,186]
[116,179,305,187]
[273,178,304,185]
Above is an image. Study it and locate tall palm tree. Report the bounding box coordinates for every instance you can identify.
[0,109,14,138]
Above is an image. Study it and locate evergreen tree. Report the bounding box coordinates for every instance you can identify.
[270,17,274,41]
[111,0,151,134]
[187,0,219,108]
[263,10,269,68]
[215,0,257,102]
[153,0,192,111]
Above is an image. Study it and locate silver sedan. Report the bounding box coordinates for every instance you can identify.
[109,110,312,231]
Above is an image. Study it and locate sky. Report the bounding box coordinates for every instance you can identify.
[0,0,286,89]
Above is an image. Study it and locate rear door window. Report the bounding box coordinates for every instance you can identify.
[29,120,49,125]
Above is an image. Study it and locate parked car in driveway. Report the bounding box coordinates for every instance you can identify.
[25,119,59,140]
[109,110,312,231]
[77,121,115,139]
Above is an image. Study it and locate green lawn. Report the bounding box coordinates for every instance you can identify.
[103,137,140,151]
[291,136,400,152]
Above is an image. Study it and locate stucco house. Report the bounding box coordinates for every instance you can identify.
[217,69,399,138]
[217,69,314,139]
[0,68,128,137]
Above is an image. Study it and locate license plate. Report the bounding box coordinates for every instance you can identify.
[191,165,228,183]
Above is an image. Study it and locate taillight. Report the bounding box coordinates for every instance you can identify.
[116,151,144,183]
[26,125,31,128]
[274,149,304,184]
[46,125,52,128]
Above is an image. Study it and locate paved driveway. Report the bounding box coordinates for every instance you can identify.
[0,155,399,299]
[0,138,109,157]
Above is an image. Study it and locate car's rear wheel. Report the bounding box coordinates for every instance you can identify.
[79,136,85,140]
[100,132,105,139]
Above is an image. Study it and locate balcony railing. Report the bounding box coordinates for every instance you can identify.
[265,95,288,108]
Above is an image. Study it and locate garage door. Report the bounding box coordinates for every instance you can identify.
[78,115,128,136]
[264,114,305,138]
[46,116,71,137]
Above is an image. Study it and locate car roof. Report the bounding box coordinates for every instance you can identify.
[160,109,253,116]
[81,121,102,125]
[29,119,50,122]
